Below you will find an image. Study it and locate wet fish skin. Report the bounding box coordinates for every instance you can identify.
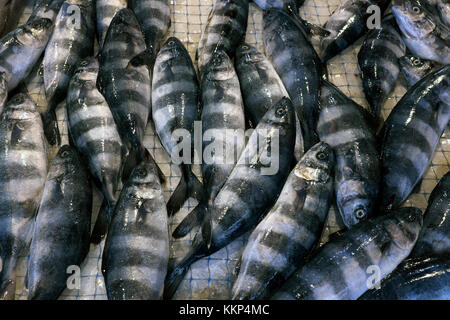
[360,255,450,300]
[129,0,171,61]
[96,0,127,48]
[379,65,450,210]
[0,17,53,92]
[399,55,436,88]
[0,94,48,300]
[97,8,152,170]
[102,157,169,300]
[171,50,245,239]
[152,37,202,217]
[317,80,380,229]
[358,14,406,117]
[410,171,450,258]
[392,0,450,64]
[0,71,7,115]
[196,0,249,77]
[272,207,423,300]
[320,0,390,62]
[27,145,92,300]
[232,142,335,300]
[29,0,65,23]
[67,57,125,226]
[263,8,322,152]
[165,96,296,299]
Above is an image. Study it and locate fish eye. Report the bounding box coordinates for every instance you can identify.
[80,60,89,66]
[413,58,421,66]
[31,20,43,29]
[316,151,328,161]
[275,106,286,117]
[355,208,366,220]
[168,40,175,46]
[241,45,249,50]
[408,213,416,222]
[138,168,147,177]
[412,6,420,13]
[60,150,70,158]
[13,95,24,103]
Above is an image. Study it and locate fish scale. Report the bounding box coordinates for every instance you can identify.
[232,142,335,300]
[102,158,169,300]
[380,65,450,210]
[358,14,406,118]
[67,57,125,232]
[272,207,423,300]
[317,80,380,229]
[96,0,127,48]
[0,94,48,300]
[196,0,249,77]
[27,145,92,300]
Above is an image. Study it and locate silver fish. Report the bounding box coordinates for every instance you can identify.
[399,55,436,87]
[96,0,127,48]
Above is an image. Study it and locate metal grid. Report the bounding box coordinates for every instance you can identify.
[9,0,449,300]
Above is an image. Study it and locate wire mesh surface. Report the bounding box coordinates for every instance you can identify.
[9,0,450,300]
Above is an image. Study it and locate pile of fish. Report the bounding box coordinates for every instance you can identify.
[0,0,448,300]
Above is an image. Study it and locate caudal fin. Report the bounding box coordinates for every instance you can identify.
[0,258,17,300]
[172,203,206,238]
[90,200,111,244]
[42,107,61,146]
[166,165,203,216]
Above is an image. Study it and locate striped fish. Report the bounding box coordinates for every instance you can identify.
[67,57,126,241]
[320,0,390,62]
[360,255,450,299]
[97,8,153,178]
[196,0,248,77]
[27,145,92,300]
[172,50,245,239]
[0,71,6,115]
[152,37,202,217]
[43,0,96,145]
[28,0,65,23]
[232,142,335,300]
[380,65,450,210]
[263,8,322,152]
[165,97,296,299]
[235,42,304,161]
[358,14,406,118]
[317,80,380,228]
[272,207,423,300]
[0,94,48,300]
[399,55,436,88]
[129,0,171,61]
[102,157,169,300]
[410,171,450,258]
[96,0,127,48]
[0,17,53,92]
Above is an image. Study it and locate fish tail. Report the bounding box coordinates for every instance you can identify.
[42,105,61,146]
[90,200,111,244]
[172,202,207,238]
[166,165,203,216]
[0,257,17,300]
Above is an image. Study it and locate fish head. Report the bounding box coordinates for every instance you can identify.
[382,207,423,251]
[392,0,436,39]
[337,179,377,228]
[204,50,235,81]
[74,57,99,81]
[261,96,295,132]
[399,55,434,81]
[160,37,189,58]
[49,145,82,179]
[2,93,39,121]
[22,17,53,43]
[156,37,191,71]
[295,142,335,184]
[235,43,264,65]
[128,156,162,191]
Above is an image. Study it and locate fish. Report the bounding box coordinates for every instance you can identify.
[196,0,249,77]
[129,0,171,63]
[234,43,304,161]
[379,65,450,210]
[152,37,203,217]
[358,14,406,118]
[399,55,436,87]
[96,0,127,48]
[410,171,450,258]
[101,156,169,300]
[263,8,323,153]
[27,145,92,300]
[232,142,335,300]
[0,71,7,115]
[360,255,450,299]
[0,17,53,92]
[97,8,153,180]
[171,50,245,239]
[28,0,65,23]
[392,0,450,64]
[0,94,48,300]
[317,80,380,228]
[320,0,390,62]
[42,0,96,146]
[67,57,126,243]
[436,0,450,26]
[0,0,25,37]
[272,207,423,300]
[165,96,296,299]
